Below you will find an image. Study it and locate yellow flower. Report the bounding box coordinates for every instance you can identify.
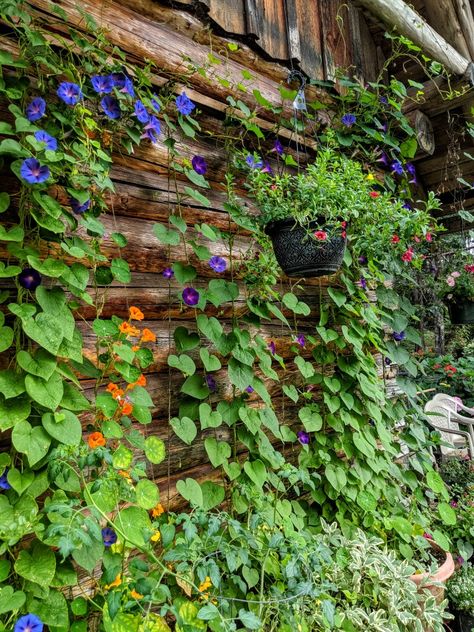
[366,173,375,181]
[105,573,122,590]
[150,531,161,542]
[151,503,165,518]
[198,576,212,592]
[130,588,144,599]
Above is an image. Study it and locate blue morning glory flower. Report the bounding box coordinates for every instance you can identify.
[34,130,57,151]
[297,431,310,445]
[245,155,263,169]
[182,287,200,306]
[134,100,149,124]
[69,196,91,214]
[205,375,217,392]
[141,115,161,143]
[20,158,50,184]
[296,334,305,347]
[245,385,254,393]
[391,161,404,176]
[341,113,356,127]
[162,267,174,279]
[392,331,406,342]
[57,82,83,105]
[101,527,117,547]
[26,97,46,122]
[91,75,114,94]
[192,155,207,175]
[150,94,161,112]
[176,92,195,116]
[0,468,11,490]
[208,256,227,273]
[14,613,43,632]
[100,96,121,119]
[273,139,284,155]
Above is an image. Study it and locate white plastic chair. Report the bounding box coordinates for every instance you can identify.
[424,396,474,459]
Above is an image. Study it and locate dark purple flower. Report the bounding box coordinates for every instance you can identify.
[391,160,404,176]
[101,96,121,119]
[450,500,458,508]
[57,82,82,105]
[34,130,57,151]
[208,256,227,273]
[377,152,389,167]
[457,555,465,565]
[192,155,207,175]
[141,115,161,143]
[18,268,41,291]
[150,95,161,112]
[205,375,217,392]
[402,201,412,210]
[380,121,388,133]
[359,277,367,291]
[69,196,91,215]
[0,469,11,490]
[91,75,114,94]
[245,155,263,169]
[268,341,276,355]
[296,334,305,347]
[176,92,195,116]
[392,331,406,342]
[273,139,284,155]
[384,357,391,366]
[111,73,135,97]
[379,96,388,105]
[406,162,417,184]
[261,161,273,175]
[341,113,356,127]
[297,431,310,445]
[182,287,200,306]
[20,158,50,184]
[134,100,149,124]
[162,267,174,279]
[26,97,46,122]
[245,385,254,393]
[358,255,367,265]
[102,527,117,547]
[122,77,135,97]
[14,614,43,632]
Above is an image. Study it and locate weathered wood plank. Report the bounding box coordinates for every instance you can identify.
[245,0,289,60]
[319,0,353,82]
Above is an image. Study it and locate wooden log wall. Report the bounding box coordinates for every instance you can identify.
[0,0,384,511]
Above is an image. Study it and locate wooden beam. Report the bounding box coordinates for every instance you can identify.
[355,0,474,81]
[423,0,471,60]
[454,0,474,60]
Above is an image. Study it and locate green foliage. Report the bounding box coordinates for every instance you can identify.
[447,564,474,613]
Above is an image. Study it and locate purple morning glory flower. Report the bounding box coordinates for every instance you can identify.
[457,556,465,565]
[205,375,217,392]
[163,267,174,279]
[26,97,46,122]
[208,256,227,273]
[111,73,135,97]
[261,161,273,174]
[273,139,284,155]
[134,100,149,124]
[358,255,367,264]
[245,155,263,169]
[392,331,406,342]
[297,431,310,445]
[268,341,276,355]
[192,155,207,175]
[384,357,391,366]
[245,385,254,393]
[182,287,200,306]
[341,113,356,127]
[102,527,117,547]
[379,96,388,105]
[380,121,388,133]
[391,160,404,176]
[101,96,121,119]
[402,201,412,210]
[0,469,11,490]
[14,613,43,632]
[20,158,50,184]
[122,77,135,97]
[69,196,91,214]
[359,277,367,290]
[150,95,161,112]
[377,152,389,167]
[57,82,82,105]
[296,334,305,347]
[91,75,114,94]
[176,92,195,116]
[141,115,161,143]
[34,130,57,151]
[18,268,41,291]
[406,162,417,184]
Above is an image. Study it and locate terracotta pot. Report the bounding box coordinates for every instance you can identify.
[410,542,455,604]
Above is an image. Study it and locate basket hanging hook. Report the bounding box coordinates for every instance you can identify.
[287,69,307,111]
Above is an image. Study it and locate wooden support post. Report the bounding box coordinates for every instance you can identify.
[423,0,471,60]
[355,0,474,82]
[454,0,474,60]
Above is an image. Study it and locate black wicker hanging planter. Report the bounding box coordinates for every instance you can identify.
[264,218,346,278]
[447,299,474,325]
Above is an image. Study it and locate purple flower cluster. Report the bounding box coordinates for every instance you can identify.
[176,91,195,116]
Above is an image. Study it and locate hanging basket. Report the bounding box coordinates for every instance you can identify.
[264,218,346,278]
[452,611,474,632]
[447,299,474,325]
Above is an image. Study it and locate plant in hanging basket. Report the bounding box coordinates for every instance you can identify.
[242,144,435,278]
[447,563,474,632]
[438,261,474,325]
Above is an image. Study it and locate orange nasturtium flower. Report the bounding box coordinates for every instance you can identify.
[129,306,144,321]
[141,328,156,343]
[132,345,140,352]
[112,389,124,400]
[135,374,147,387]
[130,588,144,599]
[104,573,122,590]
[121,402,133,416]
[88,432,106,449]
[106,383,118,393]
[151,503,165,518]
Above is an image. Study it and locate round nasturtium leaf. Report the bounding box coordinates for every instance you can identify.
[135,479,159,510]
[112,444,133,470]
[144,436,165,465]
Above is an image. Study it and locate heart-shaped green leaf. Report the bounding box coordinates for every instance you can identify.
[176,478,203,508]
[14,541,56,587]
[25,372,64,410]
[12,420,51,466]
[170,416,197,445]
[42,410,82,445]
[22,313,64,354]
[0,586,26,614]
[17,349,56,379]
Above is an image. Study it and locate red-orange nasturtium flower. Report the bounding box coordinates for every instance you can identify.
[141,328,156,343]
[112,389,124,400]
[121,402,133,416]
[106,383,118,393]
[151,503,165,518]
[135,374,146,387]
[88,432,106,449]
[129,306,144,321]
